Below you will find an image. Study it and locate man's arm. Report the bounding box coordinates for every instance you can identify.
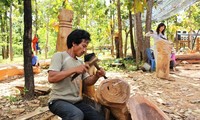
[48,64,90,83]
[84,68,105,86]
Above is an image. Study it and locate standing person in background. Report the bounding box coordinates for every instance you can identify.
[146,23,168,64]
[32,34,39,55]
[48,29,105,120]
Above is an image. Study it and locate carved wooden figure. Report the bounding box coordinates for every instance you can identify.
[156,40,172,79]
[56,9,73,52]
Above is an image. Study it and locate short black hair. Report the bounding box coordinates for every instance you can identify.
[67,29,91,48]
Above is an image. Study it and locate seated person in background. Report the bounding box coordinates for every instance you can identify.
[32,51,39,66]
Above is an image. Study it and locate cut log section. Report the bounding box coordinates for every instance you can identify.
[127,94,170,120]
[0,65,40,81]
[96,79,131,120]
[176,54,200,64]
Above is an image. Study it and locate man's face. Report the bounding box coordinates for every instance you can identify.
[73,39,89,57]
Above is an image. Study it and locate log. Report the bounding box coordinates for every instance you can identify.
[176,54,200,60]
[16,106,49,120]
[96,79,131,120]
[15,85,50,96]
[39,59,51,68]
[126,94,170,120]
[176,59,200,64]
[156,40,172,79]
[56,9,73,52]
[0,65,40,81]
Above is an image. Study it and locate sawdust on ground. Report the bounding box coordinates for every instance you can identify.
[0,64,200,120]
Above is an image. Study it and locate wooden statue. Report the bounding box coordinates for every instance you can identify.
[56,9,73,52]
[156,40,172,79]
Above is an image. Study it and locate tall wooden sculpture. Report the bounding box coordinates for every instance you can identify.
[56,9,73,51]
[156,40,172,79]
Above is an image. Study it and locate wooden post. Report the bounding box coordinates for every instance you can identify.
[56,9,73,52]
[156,40,172,79]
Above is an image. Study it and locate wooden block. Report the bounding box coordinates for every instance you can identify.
[15,85,50,96]
[127,94,170,120]
[16,106,49,120]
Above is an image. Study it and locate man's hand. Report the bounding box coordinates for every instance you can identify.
[95,68,106,78]
[75,64,90,74]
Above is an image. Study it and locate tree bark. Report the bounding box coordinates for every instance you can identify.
[129,10,136,59]
[23,0,34,100]
[117,0,123,58]
[9,3,13,61]
[144,0,153,61]
[110,0,115,56]
[134,13,143,68]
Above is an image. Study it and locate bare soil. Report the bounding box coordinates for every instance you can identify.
[0,64,200,120]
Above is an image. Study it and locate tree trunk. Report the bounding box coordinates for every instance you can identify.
[1,12,9,59]
[124,30,129,57]
[45,18,49,59]
[6,12,9,59]
[134,13,143,68]
[1,14,6,59]
[117,0,123,58]
[9,3,13,61]
[34,0,38,34]
[110,0,115,56]
[129,10,136,59]
[144,0,153,61]
[23,0,34,100]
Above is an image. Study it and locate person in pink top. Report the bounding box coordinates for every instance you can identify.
[170,47,176,71]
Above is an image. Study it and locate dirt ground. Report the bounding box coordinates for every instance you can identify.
[0,64,200,120]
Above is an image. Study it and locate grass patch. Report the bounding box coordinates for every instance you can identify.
[99,58,137,72]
